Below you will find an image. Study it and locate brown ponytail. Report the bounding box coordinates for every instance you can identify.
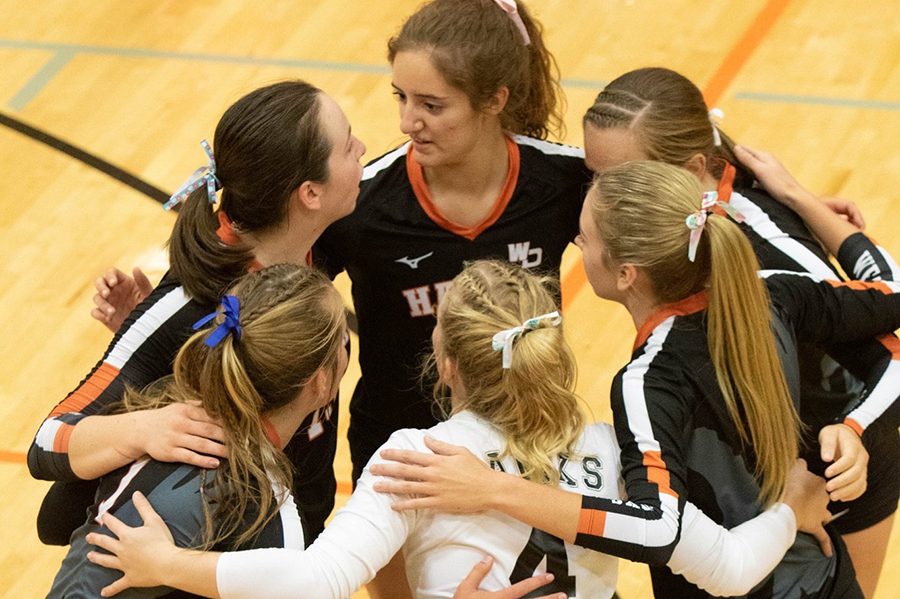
[169,81,332,304]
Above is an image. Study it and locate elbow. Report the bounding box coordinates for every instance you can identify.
[26,444,50,480]
[641,540,677,567]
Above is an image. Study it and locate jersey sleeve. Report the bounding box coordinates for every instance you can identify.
[764,271,900,433]
[763,272,900,345]
[730,188,837,279]
[28,282,199,481]
[836,231,900,282]
[574,334,689,565]
[216,430,421,599]
[667,501,796,596]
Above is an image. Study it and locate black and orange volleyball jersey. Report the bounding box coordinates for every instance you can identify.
[315,135,591,433]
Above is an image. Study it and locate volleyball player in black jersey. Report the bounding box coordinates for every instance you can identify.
[576,67,897,597]
[29,80,366,546]
[48,265,347,598]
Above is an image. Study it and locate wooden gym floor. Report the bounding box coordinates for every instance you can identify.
[0,1,897,597]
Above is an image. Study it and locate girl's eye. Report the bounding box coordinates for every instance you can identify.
[392,91,406,102]
[425,103,442,114]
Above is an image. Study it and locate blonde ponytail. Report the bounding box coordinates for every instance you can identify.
[125,264,346,548]
[590,161,799,505]
[436,260,583,485]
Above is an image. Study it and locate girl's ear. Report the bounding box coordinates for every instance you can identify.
[294,180,322,211]
[684,152,708,180]
[616,262,638,293]
[484,86,510,115]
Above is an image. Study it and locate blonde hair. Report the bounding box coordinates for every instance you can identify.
[583,67,753,186]
[125,264,345,549]
[388,0,565,139]
[588,161,799,505]
[435,260,584,485]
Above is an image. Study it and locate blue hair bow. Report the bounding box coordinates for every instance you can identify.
[193,295,242,348]
[163,139,220,211]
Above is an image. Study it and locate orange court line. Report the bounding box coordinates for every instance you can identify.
[560,0,793,308]
[703,0,793,106]
[0,450,26,464]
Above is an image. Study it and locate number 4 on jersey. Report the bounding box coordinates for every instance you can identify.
[510,528,576,597]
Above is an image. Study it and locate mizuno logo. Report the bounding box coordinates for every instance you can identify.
[395,252,434,269]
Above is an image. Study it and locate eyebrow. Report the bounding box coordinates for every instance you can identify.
[390,83,448,102]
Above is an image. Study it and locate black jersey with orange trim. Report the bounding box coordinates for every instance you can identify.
[315,135,590,444]
[28,272,339,545]
[720,170,899,437]
[573,273,900,598]
[47,456,304,598]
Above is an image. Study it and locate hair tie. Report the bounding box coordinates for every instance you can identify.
[491,311,561,369]
[708,108,724,147]
[493,0,531,45]
[192,295,242,348]
[685,191,746,262]
[163,139,221,211]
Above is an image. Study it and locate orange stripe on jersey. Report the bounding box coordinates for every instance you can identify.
[634,291,709,351]
[644,451,678,498]
[577,505,607,538]
[843,418,864,437]
[715,162,736,204]
[824,279,894,295]
[54,422,76,453]
[50,362,122,417]
[877,333,900,359]
[407,137,520,241]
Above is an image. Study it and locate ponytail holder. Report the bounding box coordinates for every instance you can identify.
[685,191,746,262]
[491,311,561,369]
[192,295,242,348]
[163,139,221,211]
[493,0,531,45]
[708,108,724,147]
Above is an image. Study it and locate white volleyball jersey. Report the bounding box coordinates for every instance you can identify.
[216,411,798,599]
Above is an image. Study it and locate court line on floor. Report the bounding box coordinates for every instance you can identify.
[735,91,900,111]
[559,0,794,309]
[703,0,793,106]
[0,111,170,202]
[0,38,609,110]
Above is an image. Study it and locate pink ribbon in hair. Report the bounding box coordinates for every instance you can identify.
[493,0,531,45]
[685,191,745,262]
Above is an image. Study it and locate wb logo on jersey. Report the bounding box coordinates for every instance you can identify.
[507,242,543,268]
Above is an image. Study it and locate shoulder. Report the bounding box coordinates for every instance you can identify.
[511,134,585,160]
[379,413,500,457]
[106,279,209,373]
[360,143,411,189]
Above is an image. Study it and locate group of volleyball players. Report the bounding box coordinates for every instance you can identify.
[28,1,898,598]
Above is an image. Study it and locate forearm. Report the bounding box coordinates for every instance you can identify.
[668,502,795,596]
[778,187,859,257]
[68,413,145,479]
[486,472,581,543]
[161,548,222,598]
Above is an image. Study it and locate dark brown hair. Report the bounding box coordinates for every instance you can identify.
[388,0,564,139]
[169,81,332,304]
